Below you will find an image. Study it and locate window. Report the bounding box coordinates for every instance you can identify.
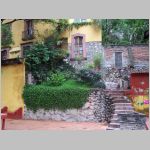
[74,36,83,57]
[71,34,86,59]
[115,52,122,68]
[22,20,34,40]
[74,19,87,23]
[1,48,10,60]
[21,43,32,58]
[25,20,33,35]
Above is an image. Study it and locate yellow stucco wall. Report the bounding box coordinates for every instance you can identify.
[62,24,102,43]
[1,64,25,112]
[3,19,102,59]
[7,20,53,59]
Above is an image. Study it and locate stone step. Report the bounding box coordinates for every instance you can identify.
[112,100,131,103]
[108,123,120,128]
[115,110,134,114]
[114,106,134,110]
[111,96,125,100]
[109,93,124,96]
[112,98,127,102]
[110,118,119,123]
[112,103,132,106]
[104,90,125,93]
[112,114,119,119]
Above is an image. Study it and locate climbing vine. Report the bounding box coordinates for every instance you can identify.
[1,24,14,47]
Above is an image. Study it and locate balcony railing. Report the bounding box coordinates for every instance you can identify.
[22,30,34,41]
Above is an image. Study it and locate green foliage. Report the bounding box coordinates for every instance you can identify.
[1,24,14,47]
[23,83,90,111]
[86,63,94,69]
[36,19,91,35]
[62,80,90,88]
[101,19,149,45]
[93,81,106,89]
[25,37,67,83]
[77,69,102,86]
[46,71,66,86]
[93,53,103,69]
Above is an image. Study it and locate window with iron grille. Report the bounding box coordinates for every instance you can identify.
[25,20,33,35]
[74,36,83,57]
[22,20,34,40]
[115,52,122,68]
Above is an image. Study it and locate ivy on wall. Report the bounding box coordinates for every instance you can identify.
[1,24,14,47]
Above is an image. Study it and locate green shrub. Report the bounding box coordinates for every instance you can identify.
[23,85,90,111]
[1,24,14,47]
[57,62,76,79]
[93,53,103,69]
[77,69,102,85]
[93,81,106,89]
[46,71,66,86]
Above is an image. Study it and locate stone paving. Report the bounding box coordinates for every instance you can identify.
[3,119,108,130]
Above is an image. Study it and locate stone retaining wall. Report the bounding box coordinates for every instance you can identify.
[24,89,113,123]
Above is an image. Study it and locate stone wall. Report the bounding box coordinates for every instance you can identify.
[104,45,149,68]
[24,89,113,123]
[102,67,130,90]
[102,45,149,89]
[69,41,104,69]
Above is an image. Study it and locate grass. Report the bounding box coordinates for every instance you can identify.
[60,80,90,88]
[42,79,91,89]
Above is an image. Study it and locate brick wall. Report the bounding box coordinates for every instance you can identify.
[104,45,149,68]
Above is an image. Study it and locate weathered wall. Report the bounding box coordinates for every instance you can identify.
[1,64,25,113]
[3,20,53,59]
[130,73,149,95]
[24,90,113,123]
[104,45,149,68]
[68,41,104,69]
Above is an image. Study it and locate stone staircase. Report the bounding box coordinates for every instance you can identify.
[105,90,147,130]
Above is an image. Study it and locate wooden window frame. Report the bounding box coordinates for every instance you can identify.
[71,33,86,60]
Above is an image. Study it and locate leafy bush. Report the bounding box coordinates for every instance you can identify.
[57,62,76,80]
[23,85,90,111]
[46,71,66,86]
[77,69,102,85]
[85,63,94,69]
[1,24,14,47]
[25,36,68,83]
[93,53,103,69]
[93,81,106,89]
